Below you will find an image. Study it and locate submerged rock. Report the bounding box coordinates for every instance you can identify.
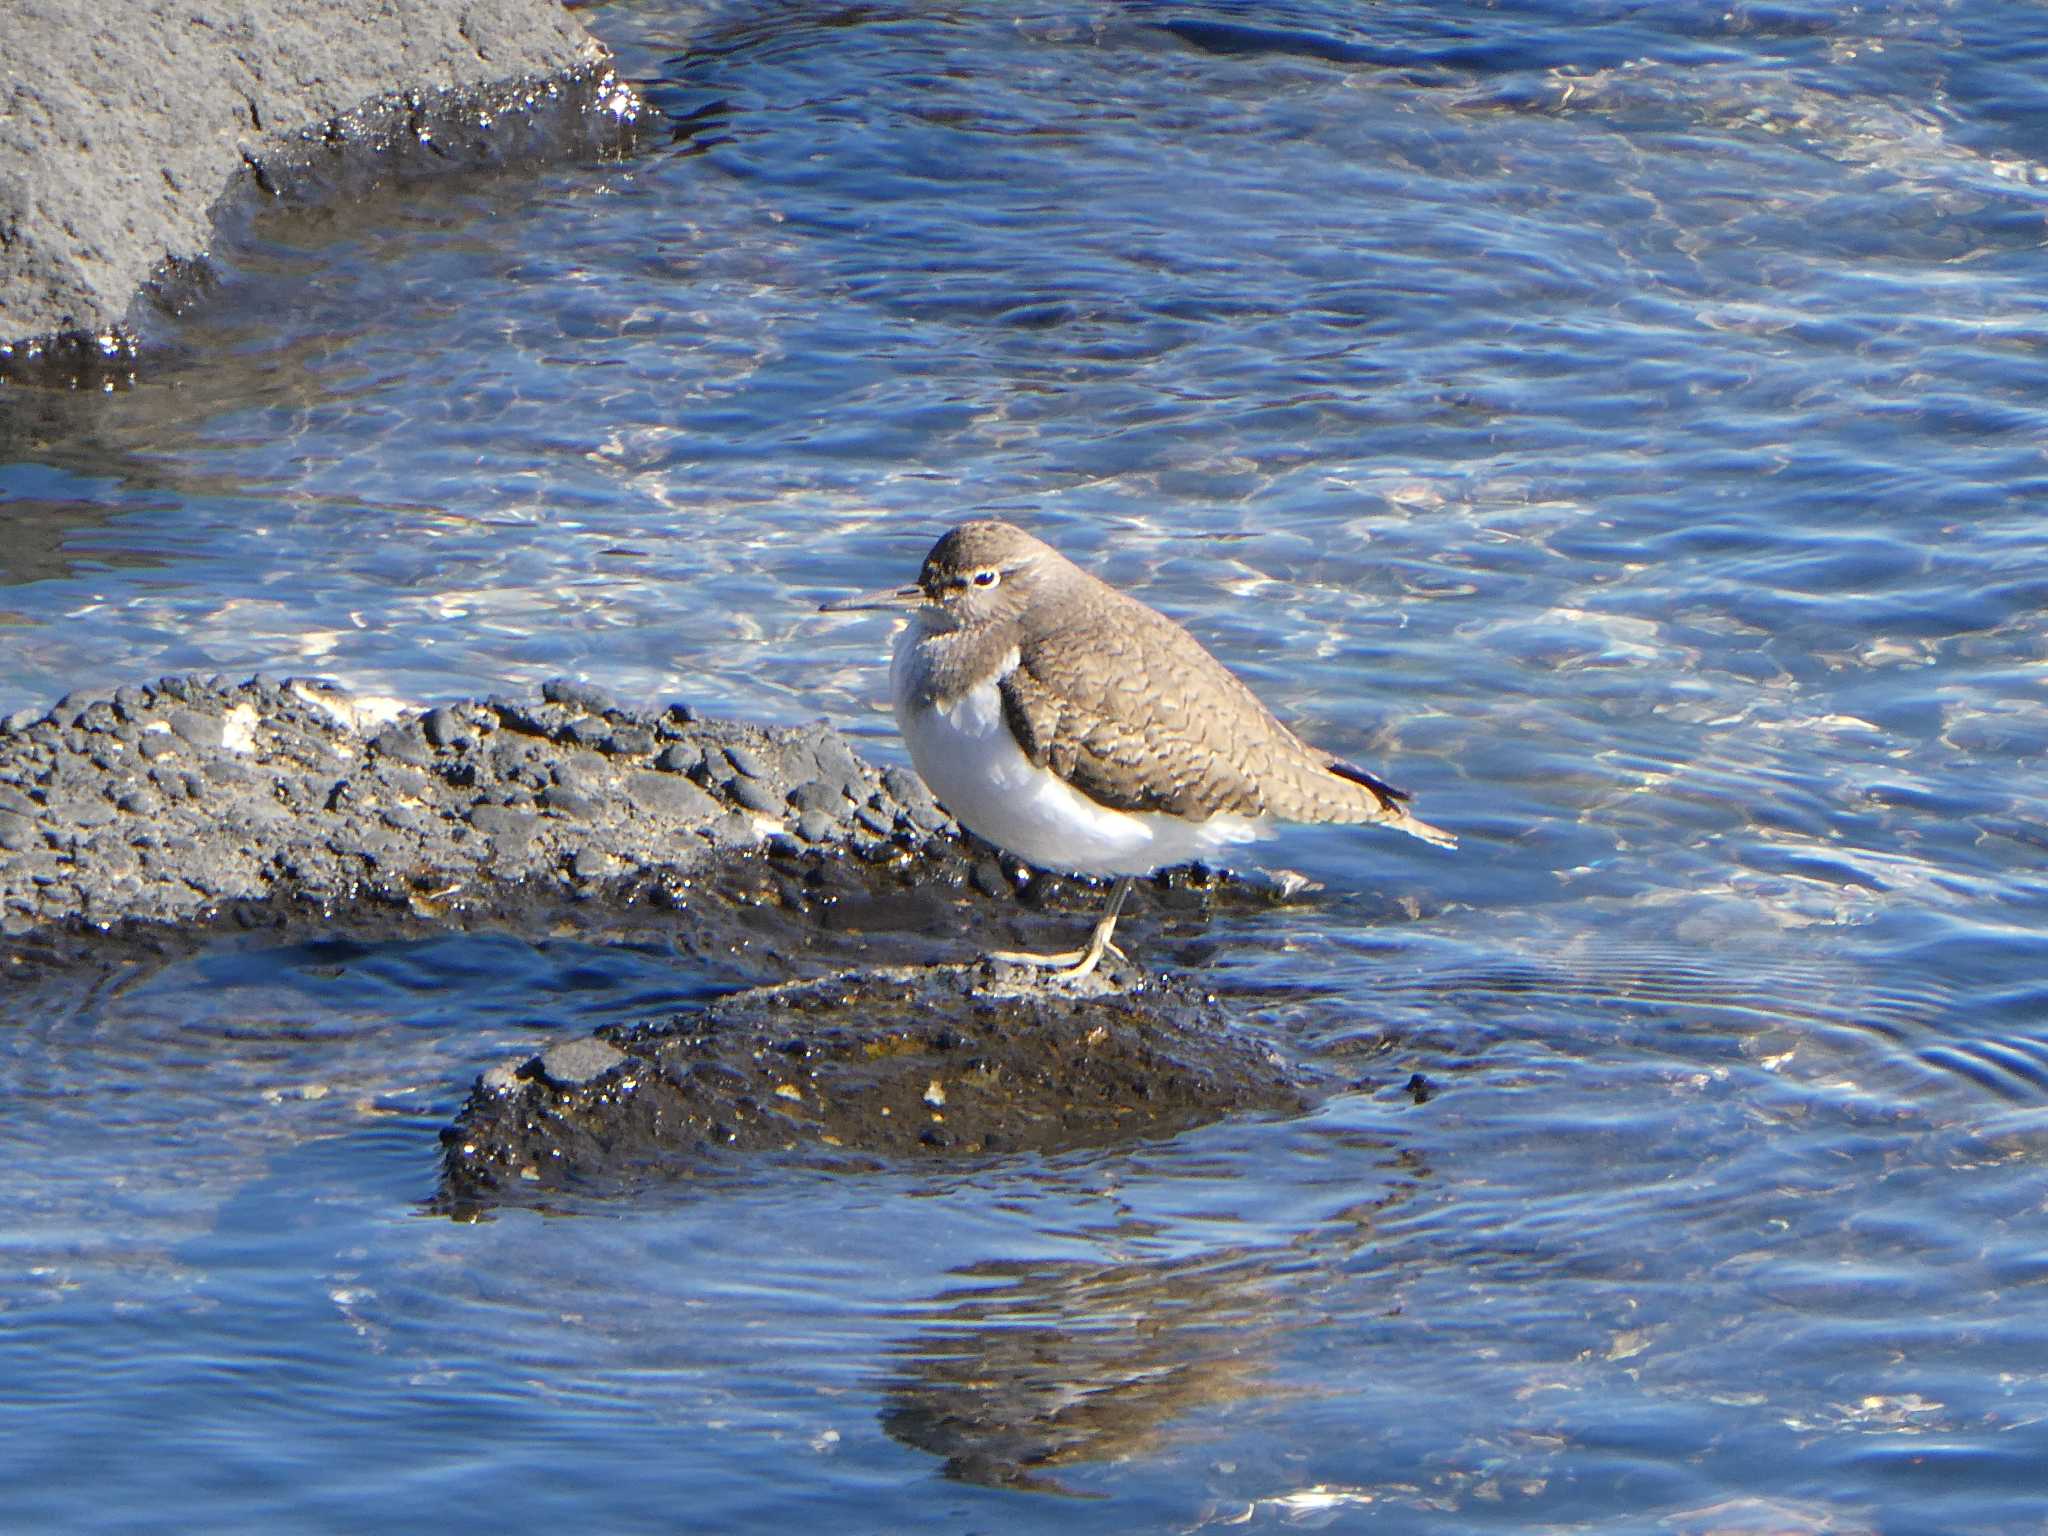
[435,962,1311,1213]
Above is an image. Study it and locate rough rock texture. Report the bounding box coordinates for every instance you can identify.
[0,673,956,935]
[436,963,1313,1214]
[0,0,640,381]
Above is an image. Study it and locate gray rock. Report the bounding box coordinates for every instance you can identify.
[541,678,617,715]
[730,776,783,817]
[166,709,224,750]
[371,724,431,766]
[654,743,702,776]
[625,771,720,823]
[787,778,850,817]
[423,707,466,750]
[536,1036,626,1088]
[0,0,633,381]
[540,785,600,820]
[725,744,771,781]
[0,678,969,937]
[606,727,655,757]
[468,805,537,840]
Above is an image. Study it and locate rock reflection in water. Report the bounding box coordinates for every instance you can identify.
[878,1175,1408,1495]
[881,1248,1286,1493]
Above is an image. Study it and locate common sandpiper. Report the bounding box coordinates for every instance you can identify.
[822,520,1454,978]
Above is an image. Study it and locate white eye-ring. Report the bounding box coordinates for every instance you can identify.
[971,569,1001,588]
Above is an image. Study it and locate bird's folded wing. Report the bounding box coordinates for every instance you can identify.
[997,609,1283,820]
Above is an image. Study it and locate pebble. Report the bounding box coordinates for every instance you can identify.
[370,724,430,766]
[724,744,770,781]
[606,727,655,757]
[469,806,537,840]
[626,771,721,822]
[786,778,849,817]
[167,708,224,749]
[541,678,617,716]
[539,785,600,820]
[537,1036,626,1087]
[654,742,702,776]
[794,810,836,844]
[423,707,466,749]
[730,776,783,816]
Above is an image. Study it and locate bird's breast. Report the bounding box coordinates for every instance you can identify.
[891,635,1265,878]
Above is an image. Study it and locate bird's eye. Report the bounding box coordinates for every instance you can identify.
[972,569,1001,588]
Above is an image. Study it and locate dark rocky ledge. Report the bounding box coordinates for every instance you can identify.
[436,963,1312,1216]
[0,673,1330,1199]
[0,0,643,386]
[0,672,952,935]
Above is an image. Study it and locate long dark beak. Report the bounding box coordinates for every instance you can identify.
[819,584,924,613]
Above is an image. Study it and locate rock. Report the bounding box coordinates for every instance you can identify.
[541,678,617,715]
[787,779,850,817]
[730,776,784,816]
[0,0,639,383]
[166,709,224,750]
[725,744,771,781]
[537,1036,627,1088]
[422,707,467,750]
[606,727,655,757]
[626,771,720,823]
[435,965,1311,1213]
[539,785,600,820]
[468,805,537,840]
[654,743,703,776]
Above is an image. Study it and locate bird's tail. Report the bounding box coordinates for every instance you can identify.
[1328,757,1458,850]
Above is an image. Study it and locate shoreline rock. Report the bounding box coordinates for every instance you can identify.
[0,672,955,936]
[0,0,643,385]
[436,961,1314,1216]
[0,674,1337,1192]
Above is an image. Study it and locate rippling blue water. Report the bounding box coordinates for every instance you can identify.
[4,0,2048,1528]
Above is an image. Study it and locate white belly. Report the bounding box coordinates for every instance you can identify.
[895,676,1266,879]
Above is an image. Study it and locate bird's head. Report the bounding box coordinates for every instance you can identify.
[820,520,1063,634]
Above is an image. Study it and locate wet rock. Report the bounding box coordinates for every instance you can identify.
[730,776,784,816]
[1,0,637,384]
[626,771,721,823]
[538,1036,627,1088]
[654,743,703,777]
[541,678,616,715]
[436,964,1309,1212]
[787,779,850,817]
[422,707,468,750]
[0,676,950,937]
[167,709,225,750]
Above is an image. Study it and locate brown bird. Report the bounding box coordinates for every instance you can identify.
[822,521,1453,977]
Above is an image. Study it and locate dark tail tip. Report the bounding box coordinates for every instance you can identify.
[1328,757,1411,813]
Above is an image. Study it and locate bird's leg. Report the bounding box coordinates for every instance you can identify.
[990,877,1135,980]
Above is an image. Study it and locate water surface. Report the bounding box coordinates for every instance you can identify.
[3,0,2047,1528]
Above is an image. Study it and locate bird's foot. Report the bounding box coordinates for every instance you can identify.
[988,937,1126,982]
